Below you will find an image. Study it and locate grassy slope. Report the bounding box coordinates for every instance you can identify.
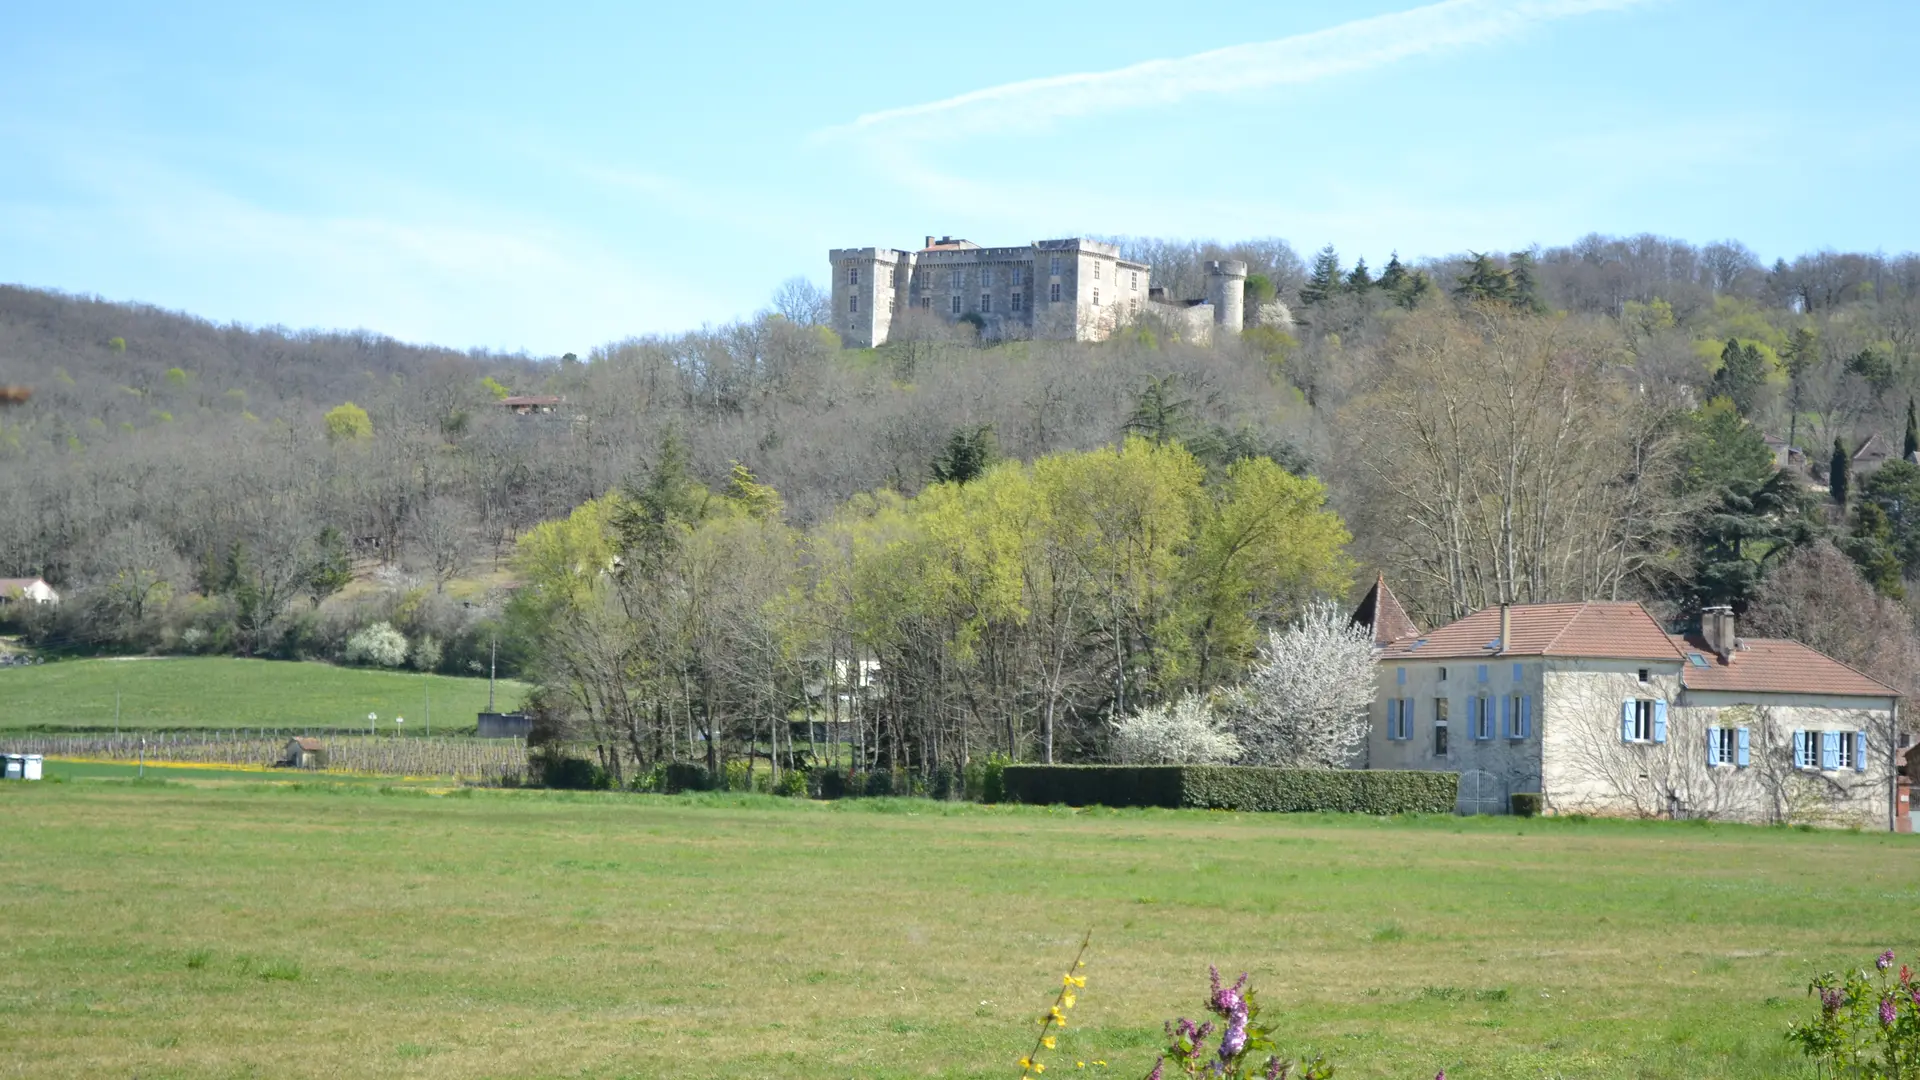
[3,782,1913,1079]
[0,656,526,732]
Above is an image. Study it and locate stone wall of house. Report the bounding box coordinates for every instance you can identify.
[1369,657,1548,814]
[1538,666,1897,827]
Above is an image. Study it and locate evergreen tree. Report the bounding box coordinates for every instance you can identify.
[1344,258,1372,292]
[1904,397,1917,460]
[1299,245,1341,307]
[929,425,998,485]
[1453,253,1513,304]
[1377,253,1407,293]
[1710,338,1767,415]
[1830,437,1851,506]
[1509,251,1546,313]
[1845,501,1906,598]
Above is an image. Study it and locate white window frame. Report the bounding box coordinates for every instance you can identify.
[1433,697,1449,757]
[1474,695,1492,740]
[1631,700,1655,742]
[1711,726,1737,766]
[1835,731,1855,770]
[1796,733,1821,770]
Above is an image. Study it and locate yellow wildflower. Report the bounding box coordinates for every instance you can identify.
[1019,1057,1034,1069]
[1043,1036,1056,1049]
[1062,992,1076,1008]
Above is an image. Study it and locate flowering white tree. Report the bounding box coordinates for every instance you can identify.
[1109,693,1243,764]
[1227,599,1375,769]
[344,621,409,668]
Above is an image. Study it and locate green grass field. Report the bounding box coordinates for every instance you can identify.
[0,656,526,732]
[2,778,1914,1079]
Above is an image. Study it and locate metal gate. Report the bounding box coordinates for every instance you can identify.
[1457,770,1505,815]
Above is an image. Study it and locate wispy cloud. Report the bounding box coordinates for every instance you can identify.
[819,0,1658,143]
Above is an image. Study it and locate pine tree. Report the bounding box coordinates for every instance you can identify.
[1711,338,1767,416]
[1453,253,1513,304]
[1509,251,1546,313]
[930,425,997,485]
[1377,253,1407,293]
[1344,258,1373,292]
[1830,437,1851,506]
[1299,245,1341,307]
[1904,398,1917,460]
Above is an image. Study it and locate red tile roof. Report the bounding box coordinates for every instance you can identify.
[1351,573,1419,646]
[1667,635,1897,698]
[1381,601,1680,661]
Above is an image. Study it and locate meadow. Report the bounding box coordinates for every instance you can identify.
[3,770,1915,1078]
[0,656,526,732]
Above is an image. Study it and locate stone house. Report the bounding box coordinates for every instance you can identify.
[1362,584,1904,828]
[0,577,59,605]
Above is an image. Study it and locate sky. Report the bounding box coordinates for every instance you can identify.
[2,0,1916,355]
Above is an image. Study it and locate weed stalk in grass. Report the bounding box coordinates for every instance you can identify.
[1019,930,1093,1078]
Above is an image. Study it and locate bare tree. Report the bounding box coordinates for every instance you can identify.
[770,277,831,328]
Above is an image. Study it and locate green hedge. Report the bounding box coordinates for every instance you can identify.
[1000,765,1458,815]
[1509,792,1542,818]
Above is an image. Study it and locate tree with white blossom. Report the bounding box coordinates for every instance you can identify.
[1227,599,1376,769]
[1109,693,1243,764]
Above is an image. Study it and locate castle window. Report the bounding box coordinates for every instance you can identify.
[981,292,992,313]
[1131,270,1139,290]
[919,296,932,309]
[1011,290,1023,311]
[951,295,962,314]
[1130,298,1138,315]
[1049,255,1062,277]
[847,265,860,286]
[1092,288,1100,306]
[982,268,993,287]
[1049,282,1062,303]
[886,268,895,287]
[1012,266,1024,285]
[848,295,859,313]
[1093,262,1101,281]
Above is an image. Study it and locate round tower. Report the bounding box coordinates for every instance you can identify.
[1205,260,1247,335]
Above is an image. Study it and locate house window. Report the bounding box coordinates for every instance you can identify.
[1438,667,1448,681]
[1506,693,1532,739]
[1050,282,1062,303]
[1835,731,1856,770]
[1795,731,1821,769]
[981,293,992,313]
[1433,698,1449,756]
[1011,290,1023,311]
[848,295,859,313]
[1710,726,1738,766]
[1049,255,1062,276]
[1473,695,1493,740]
[1638,668,1650,683]
[1387,699,1414,741]
[1629,700,1655,742]
[848,265,860,286]
[951,295,962,314]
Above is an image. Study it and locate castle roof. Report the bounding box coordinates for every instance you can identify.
[1350,573,1419,647]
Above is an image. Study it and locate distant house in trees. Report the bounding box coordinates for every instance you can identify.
[498,395,564,416]
[0,577,59,606]
[1761,433,1806,471]
[1363,579,1902,827]
[280,737,327,769]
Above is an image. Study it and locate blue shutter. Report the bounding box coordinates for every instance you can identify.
[1397,667,1406,686]
[1386,699,1400,739]
[1792,730,1806,768]
[1477,664,1488,683]
[1512,663,1523,682]
[1821,731,1838,770]
[1706,726,1720,766]
[1521,695,1533,738]
[1736,726,1750,767]
[1653,700,1668,744]
[1855,730,1868,773]
[1501,695,1512,739]
[1622,701,1635,742]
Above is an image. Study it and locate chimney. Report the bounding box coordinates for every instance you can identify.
[1701,605,1736,662]
[1499,602,1512,655]
[925,235,935,249]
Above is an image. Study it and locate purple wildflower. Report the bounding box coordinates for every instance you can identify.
[1821,987,1845,1014]
[1436,1073,1448,1080]
[1146,1057,1164,1080]
[1264,1057,1288,1080]
[1878,950,1896,971]
[1882,997,1898,1027]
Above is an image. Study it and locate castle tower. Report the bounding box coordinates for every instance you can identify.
[1206,260,1247,336]
[828,247,912,348]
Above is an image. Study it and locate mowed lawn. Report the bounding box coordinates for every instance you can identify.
[2,783,1914,1080]
[0,656,526,732]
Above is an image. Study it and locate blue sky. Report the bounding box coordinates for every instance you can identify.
[2,0,1915,355]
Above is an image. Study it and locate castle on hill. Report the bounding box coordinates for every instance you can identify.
[828,235,1248,348]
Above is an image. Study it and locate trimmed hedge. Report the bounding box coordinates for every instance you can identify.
[1000,765,1458,815]
[1510,792,1543,818]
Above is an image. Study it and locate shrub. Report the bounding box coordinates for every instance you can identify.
[1510,792,1543,817]
[811,767,850,799]
[409,634,442,672]
[965,753,1009,803]
[774,769,808,797]
[1000,765,1458,815]
[343,621,408,667]
[723,759,752,792]
[663,762,714,794]
[1788,948,1919,1077]
[864,770,897,797]
[532,749,611,791]
[930,765,958,801]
